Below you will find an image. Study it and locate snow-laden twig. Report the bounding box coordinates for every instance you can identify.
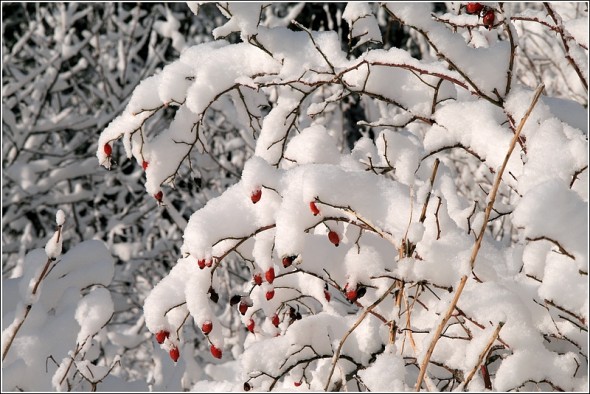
[414,83,545,391]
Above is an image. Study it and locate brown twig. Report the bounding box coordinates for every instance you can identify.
[414,84,544,391]
[461,322,504,389]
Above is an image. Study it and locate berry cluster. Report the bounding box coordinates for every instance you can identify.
[464,3,496,30]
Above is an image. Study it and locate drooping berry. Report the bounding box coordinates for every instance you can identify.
[465,2,484,15]
[251,188,262,204]
[310,201,320,216]
[205,259,213,268]
[282,256,295,268]
[239,300,249,315]
[244,382,251,391]
[346,288,358,303]
[154,191,163,203]
[246,318,255,333]
[357,286,367,299]
[266,289,275,300]
[230,295,242,306]
[210,344,222,359]
[324,290,331,302]
[265,267,275,284]
[103,143,112,156]
[169,346,180,362]
[202,320,213,335]
[253,274,263,286]
[328,231,340,247]
[209,287,219,303]
[197,259,206,269]
[271,313,280,327]
[483,9,495,29]
[155,330,169,344]
[142,160,149,170]
[294,381,302,387]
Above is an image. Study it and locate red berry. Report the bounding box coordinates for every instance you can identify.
[155,330,169,344]
[265,267,275,284]
[253,274,262,286]
[239,301,248,315]
[246,318,255,333]
[169,346,180,362]
[103,143,112,156]
[310,201,320,216]
[282,256,294,268]
[483,9,495,29]
[465,2,484,14]
[197,259,206,269]
[251,188,262,204]
[271,313,280,327]
[205,259,213,268]
[142,161,149,170]
[266,289,275,300]
[294,381,302,387]
[324,290,331,302]
[239,301,249,315]
[346,288,358,302]
[328,231,340,247]
[202,320,213,335]
[154,191,163,202]
[210,344,222,359]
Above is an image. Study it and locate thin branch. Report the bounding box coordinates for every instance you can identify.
[461,322,504,389]
[414,84,544,391]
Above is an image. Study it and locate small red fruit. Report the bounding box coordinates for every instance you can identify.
[310,201,320,216]
[294,381,302,387]
[253,274,263,286]
[103,143,112,156]
[265,267,275,284]
[251,188,262,204]
[282,256,295,268]
[483,9,495,29]
[239,301,249,315]
[346,288,358,302]
[205,259,213,267]
[197,259,206,269]
[210,344,222,359]
[465,2,484,15]
[154,191,163,203]
[266,289,275,300]
[142,160,149,170]
[202,320,213,335]
[155,330,169,344]
[328,231,340,247]
[271,313,280,327]
[169,346,180,362]
[324,290,331,302]
[246,318,255,333]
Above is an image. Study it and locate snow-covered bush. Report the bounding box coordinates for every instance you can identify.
[96,2,588,391]
[1,211,121,391]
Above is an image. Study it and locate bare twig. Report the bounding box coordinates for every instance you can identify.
[414,84,544,391]
[461,322,504,389]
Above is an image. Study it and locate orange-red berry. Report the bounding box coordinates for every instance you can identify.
[328,231,340,247]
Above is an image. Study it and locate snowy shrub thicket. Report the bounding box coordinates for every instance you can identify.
[3,2,588,392]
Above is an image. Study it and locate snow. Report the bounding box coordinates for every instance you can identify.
[75,288,114,345]
[55,210,66,226]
